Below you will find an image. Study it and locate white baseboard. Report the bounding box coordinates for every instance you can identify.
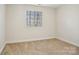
[6,36,56,44]
[0,42,6,54]
[56,36,79,47]
[6,36,79,48]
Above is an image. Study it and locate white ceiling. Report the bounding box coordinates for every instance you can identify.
[33,4,62,8]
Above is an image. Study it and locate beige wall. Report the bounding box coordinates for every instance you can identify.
[56,5,79,46]
[0,5,6,53]
[6,5,56,43]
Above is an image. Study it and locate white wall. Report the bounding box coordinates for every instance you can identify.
[6,5,56,43]
[56,5,79,46]
[0,5,6,53]
[6,4,79,46]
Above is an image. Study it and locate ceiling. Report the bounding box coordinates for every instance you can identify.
[33,4,62,8]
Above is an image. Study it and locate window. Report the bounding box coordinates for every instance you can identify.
[26,11,42,27]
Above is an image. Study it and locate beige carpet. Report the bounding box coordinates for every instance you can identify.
[1,38,79,55]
